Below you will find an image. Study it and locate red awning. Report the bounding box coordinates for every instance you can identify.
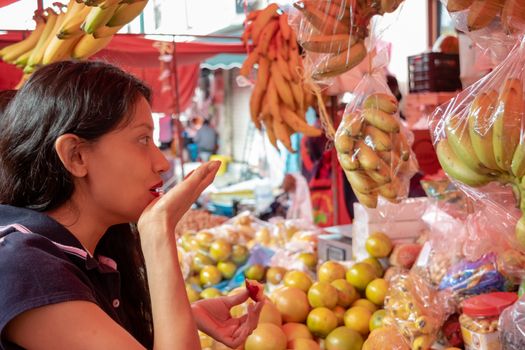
[0,0,18,8]
[0,32,248,113]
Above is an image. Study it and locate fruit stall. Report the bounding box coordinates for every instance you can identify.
[3,0,525,350]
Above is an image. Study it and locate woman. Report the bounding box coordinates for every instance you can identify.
[0,61,262,350]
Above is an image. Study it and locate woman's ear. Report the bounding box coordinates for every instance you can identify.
[54,134,88,177]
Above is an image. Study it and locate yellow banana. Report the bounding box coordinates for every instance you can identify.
[251,3,279,44]
[290,81,305,112]
[338,152,360,171]
[43,34,83,64]
[363,125,392,152]
[468,90,500,171]
[511,143,525,178]
[302,34,354,54]
[335,132,354,154]
[393,132,411,161]
[445,114,491,173]
[279,104,322,137]
[467,0,505,31]
[26,8,62,72]
[82,1,120,34]
[353,189,378,209]
[293,1,349,35]
[249,84,264,130]
[70,33,112,60]
[344,170,378,194]
[279,12,291,41]
[366,160,391,185]
[288,45,301,83]
[106,0,148,27]
[501,0,525,34]
[0,16,46,62]
[14,48,33,68]
[270,61,295,110]
[436,139,494,187]
[493,78,524,171]
[257,56,270,90]
[58,1,91,39]
[362,108,400,133]
[273,116,294,153]
[276,51,292,81]
[93,24,123,38]
[355,140,382,170]
[239,48,259,77]
[313,41,367,79]
[257,19,279,54]
[262,114,278,150]
[446,0,473,12]
[342,112,363,136]
[378,178,400,199]
[516,215,525,250]
[362,93,398,114]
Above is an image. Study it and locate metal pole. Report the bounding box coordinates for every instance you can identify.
[170,39,185,179]
[330,95,339,226]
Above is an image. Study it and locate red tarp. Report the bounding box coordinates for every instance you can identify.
[0,0,17,8]
[0,32,248,113]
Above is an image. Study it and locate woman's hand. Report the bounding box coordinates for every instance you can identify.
[191,290,263,349]
[137,161,220,238]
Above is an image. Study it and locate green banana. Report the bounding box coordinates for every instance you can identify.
[338,153,360,171]
[468,90,501,171]
[353,189,378,208]
[81,1,119,34]
[436,138,494,187]
[355,140,382,170]
[447,0,474,12]
[511,143,525,178]
[362,93,398,114]
[445,114,491,173]
[493,78,524,172]
[344,170,378,194]
[467,0,505,31]
[515,215,525,250]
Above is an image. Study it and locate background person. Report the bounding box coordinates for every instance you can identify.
[194,118,218,162]
[0,61,261,350]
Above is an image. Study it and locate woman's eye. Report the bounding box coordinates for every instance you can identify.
[139,136,151,145]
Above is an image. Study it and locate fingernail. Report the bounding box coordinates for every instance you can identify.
[209,160,221,169]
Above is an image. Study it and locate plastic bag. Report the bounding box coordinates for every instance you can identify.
[384,272,453,350]
[429,37,525,251]
[441,0,525,64]
[500,295,525,350]
[334,56,419,208]
[289,0,404,81]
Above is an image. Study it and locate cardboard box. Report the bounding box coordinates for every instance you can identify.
[352,197,431,261]
[318,233,353,263]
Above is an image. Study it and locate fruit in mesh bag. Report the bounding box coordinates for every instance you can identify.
[336,93,416,208]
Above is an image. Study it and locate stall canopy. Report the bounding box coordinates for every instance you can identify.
[0,31,248,113]
[0,0,17,8]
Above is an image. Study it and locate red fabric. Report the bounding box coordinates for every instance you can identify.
[0,32,246,113]
[0,0,17,8]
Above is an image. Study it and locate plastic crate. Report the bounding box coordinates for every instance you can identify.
[408,53,462,93]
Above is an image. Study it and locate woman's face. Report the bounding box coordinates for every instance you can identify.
[81,95,170,224]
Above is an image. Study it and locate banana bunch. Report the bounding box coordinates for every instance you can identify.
[292,0,404,80]
[435,77,525,247]
[240,4,321,153]
[335,92,416,208]
[446,0,525,34]
[0,0,148,86]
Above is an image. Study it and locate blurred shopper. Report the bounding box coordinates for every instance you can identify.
[194,118,218,162]
[0,61,262,350]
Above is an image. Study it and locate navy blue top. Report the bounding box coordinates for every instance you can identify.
[0,205,128,350]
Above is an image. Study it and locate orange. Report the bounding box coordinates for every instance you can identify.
[344,306,372,335]
[190,252,214,273]
[185,283,200,303]
[282,322,313,344]
[283,270,313,292]
[217,261,237,280]
[365,232,393,258]
[351,298,378,313]
[209,239,232,262]
[330,279,359,308]
[318,261,346,283]
[266,266,287,285]
[369,309,386,331]
[288,338,321,350]
[325,326,364,350]
[231,244,249,265]
[199,265,222,287]
[306,307,338,338]
[298,252,318,270]
[200,287,222,299]
[259,301,282,326]
[195,231,214,249]
[332,305,346,326]
[244,263,266,281]
[272,286,310,323]
[363,327,409,350]
[362,257,384,277]
[365,278,389,306]
[307,281,338,309]
[245,323,287,350]
[346,262,378,290]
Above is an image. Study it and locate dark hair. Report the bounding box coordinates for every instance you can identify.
[0,61,153,348]
[0,89,16,115]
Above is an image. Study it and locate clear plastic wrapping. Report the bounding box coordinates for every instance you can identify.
[289,0,405,81]
[335,69,419,208]
[429,37,525,251]
[441,0,525,64]
[500,295,525,350]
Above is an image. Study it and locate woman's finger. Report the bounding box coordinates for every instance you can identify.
[222,289,249,308]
